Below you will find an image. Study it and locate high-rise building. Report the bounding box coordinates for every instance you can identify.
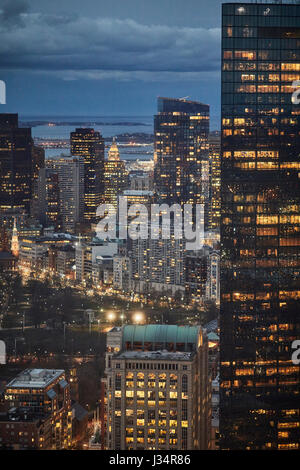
[130,223,185,295]
[205,250,220,305]
[0,114,33,213]
[103,325,211,450]
[37,168,61,230]
[220,2,300,450]
[44,156,84,232]
[4,369,72,449]
[30,145,45,219]
[185,249,208,302]
[208,132,221,231]
[104,138,128,208]
[154,97,209,208]
[113,254,132,292]
[70,128,105,223]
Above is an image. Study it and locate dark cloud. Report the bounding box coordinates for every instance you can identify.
[0,0,29,27]
[0,7,221,80]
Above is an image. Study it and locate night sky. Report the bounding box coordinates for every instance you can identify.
[0,0,241,129]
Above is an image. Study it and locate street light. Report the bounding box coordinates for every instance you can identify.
[107,311,116,322]
[132,312,145,324]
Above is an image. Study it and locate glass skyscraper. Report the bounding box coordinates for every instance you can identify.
[70,128,105,224]
[0,114,33,214]
[154,97,210,208]
[220,2,300,449]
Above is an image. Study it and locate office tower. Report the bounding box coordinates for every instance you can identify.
[208,133,221,231]
[220,2,300,450]
[45,156,84,232]
[4,369,72,449]
[104,138,128,208]
[103,325,211,450]
[154,97,209,208]
[30,145,45,219]
[0,114,33,213]
[37,168,60,230]
[70,128,105,223]
[32,145,45,182]
[185,249,208,302]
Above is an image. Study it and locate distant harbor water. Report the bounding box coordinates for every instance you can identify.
[21,115,154,160]
[21,115,153,138]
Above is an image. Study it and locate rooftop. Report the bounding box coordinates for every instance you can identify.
[72,402,89,422]
[6,369,65,389]
[208,332,219,342]
[115,350,194,361]
[157,96,209,114]
[123,190,154,196]
[122,324,201,352]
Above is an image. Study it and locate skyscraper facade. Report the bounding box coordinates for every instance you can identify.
[30,145,45,220]
[104,138,128,208]
[37,168,61,230]
[208,133,221,231]
[220,2,300,450]
[70,128,104,224]
[0,114,33,214]
[46,156,84,232]
[154,97,210,208]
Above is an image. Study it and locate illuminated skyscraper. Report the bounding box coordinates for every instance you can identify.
[46,156,84,233]
[154,97,209,209]
[104,138,128,208]
[0,114,33,213]
[30,145,45,219]
[37,168,60,230]
[208,133,221,231]
[220,2,300,450]
[70,128,104,224]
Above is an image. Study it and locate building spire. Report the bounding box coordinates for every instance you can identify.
[11,217,19,257]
